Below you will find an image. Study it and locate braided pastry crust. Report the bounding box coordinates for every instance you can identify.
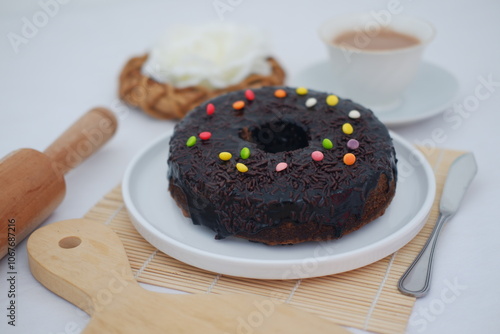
[118,54,286,119]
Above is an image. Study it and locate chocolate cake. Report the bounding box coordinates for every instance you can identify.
[167,87,397,245]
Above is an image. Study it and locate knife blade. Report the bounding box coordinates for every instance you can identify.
[398,152,478,297]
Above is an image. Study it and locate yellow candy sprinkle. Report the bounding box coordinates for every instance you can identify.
[219,152,232,161]
[236,163,248,173]
[296,87,308,95]
[342,123,354,135]
[326,95,339,106]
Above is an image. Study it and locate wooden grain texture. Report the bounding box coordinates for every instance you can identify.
[83,147,466,334]
[0,149,65,257]
[28,219,348,334]
[0,108,117,259]
[44,107,118,175]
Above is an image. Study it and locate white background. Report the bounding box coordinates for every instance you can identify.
[1,0,500,333]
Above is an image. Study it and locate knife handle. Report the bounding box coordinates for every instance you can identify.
[398,213,450,297]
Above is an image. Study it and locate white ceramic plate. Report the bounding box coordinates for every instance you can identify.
[122,132,435,279]
[290,60,460,127]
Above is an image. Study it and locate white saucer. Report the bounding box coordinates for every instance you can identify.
[122,132,436,279]
[290,60,460,127]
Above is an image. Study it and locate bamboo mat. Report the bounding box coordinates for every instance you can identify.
[83,147,464,334]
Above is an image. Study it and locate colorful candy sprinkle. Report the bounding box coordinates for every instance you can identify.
[305,97,317,108]
[206,103,215,115]
[347,139,359,149]
[296,87,308,95]
[276,162,288,172]
[311,151,324,162]
[240,147,250,159]
[322,138,333,150]
[326,95,339,106]
[199,132,212,140]
[348,110,361,119]
[186,136,196,147]
[233,100,245,110]
[236,163,248,173]
[274,89,287,98]
[245,89,255,101]
[342,123,354,135]
[219,152,232,161]
[343,153,356,165]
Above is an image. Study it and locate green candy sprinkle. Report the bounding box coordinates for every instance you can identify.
[240,147,251,159]
[322,138,333,150]
[186,136,197,147]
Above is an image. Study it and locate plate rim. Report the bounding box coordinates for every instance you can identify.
[122,131,436,279]
[291,60,460,127]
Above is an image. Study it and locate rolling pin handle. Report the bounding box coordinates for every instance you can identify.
[44,108,118,175]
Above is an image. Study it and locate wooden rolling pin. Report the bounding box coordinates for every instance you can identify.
[0,108,117,258]
[28,219,349,333]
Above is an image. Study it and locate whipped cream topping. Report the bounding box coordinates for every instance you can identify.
[142,23,272,89]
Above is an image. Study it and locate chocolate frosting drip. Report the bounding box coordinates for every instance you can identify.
[168,87,397,240]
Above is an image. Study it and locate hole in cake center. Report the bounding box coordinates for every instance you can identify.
[240,120,309,153]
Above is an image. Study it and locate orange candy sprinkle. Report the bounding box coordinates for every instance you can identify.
[343,153,356,165]
[274,89,287,98]
[233,100,245,110]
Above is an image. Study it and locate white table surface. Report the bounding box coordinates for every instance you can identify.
[1,0,499,333]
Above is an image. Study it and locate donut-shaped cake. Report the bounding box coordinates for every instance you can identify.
[167,87,397,245]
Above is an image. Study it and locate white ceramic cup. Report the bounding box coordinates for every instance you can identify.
[318,13,435,111]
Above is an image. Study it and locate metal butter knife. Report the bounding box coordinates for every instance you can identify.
[398,153,478,297]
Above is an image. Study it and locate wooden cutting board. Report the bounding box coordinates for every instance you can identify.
[28,219,350,333]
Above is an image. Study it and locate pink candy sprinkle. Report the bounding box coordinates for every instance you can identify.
[311,151,324,161]
[199,132,212,140]
[347,139,359,149]
[245,89,255,101]
[206,103,215,115]
[276,162,288,172]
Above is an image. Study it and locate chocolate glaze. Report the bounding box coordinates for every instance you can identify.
[167,87,397,243]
